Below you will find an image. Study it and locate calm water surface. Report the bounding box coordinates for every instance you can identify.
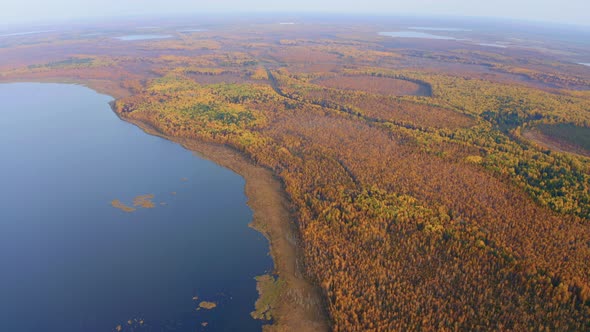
[478,43,508,48]
[177,29,207,33]
[114,34,173,41]
[379,31,458,40]
[0,83,272,332]
[0,30,55,37]
[408,27,470,32]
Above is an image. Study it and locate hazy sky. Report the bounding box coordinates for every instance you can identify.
[1,0,589,26]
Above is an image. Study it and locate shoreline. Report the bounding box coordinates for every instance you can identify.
[1,79,328,331]
[117,113,329,331]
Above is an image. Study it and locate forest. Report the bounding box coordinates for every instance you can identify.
[1,20,590,331]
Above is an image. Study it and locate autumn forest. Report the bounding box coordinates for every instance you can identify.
[1,16,590,331]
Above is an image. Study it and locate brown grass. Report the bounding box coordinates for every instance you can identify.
[111,199,136,212]
[133,194,156,208]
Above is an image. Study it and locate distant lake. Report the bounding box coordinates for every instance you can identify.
[478,43,508,48]
[379,31,458,40]
[0,83,272,332]
[114,34,173,41]
[580,63,590,67]
[409,27,471,32]
[0,30,55,37]
[177,29,207,33]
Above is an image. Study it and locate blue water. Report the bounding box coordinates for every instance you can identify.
[0,30,55,37]
[177,29,207,33]
[408,27,470,32]
[379,31,458,40]
[0,83,272,332]
[478,43,508,48]
[114,35,173,41]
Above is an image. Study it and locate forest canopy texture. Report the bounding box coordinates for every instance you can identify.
[2,19,590,331]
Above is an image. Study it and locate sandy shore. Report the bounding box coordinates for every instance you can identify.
[119,115,329,332]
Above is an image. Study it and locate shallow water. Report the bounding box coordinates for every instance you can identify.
[408,27,470,32]
[0,83,272,332]
[0,30,55,37]
[379,31,458,40]
[478,43,508,48]
[177,29,207,33]
[114,34,173,41]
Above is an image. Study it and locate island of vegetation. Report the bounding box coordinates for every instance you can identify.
[198,301,217,310]
[2,17,590,331]
[111,194,157,212]
[111,199,136,213]
[133,194,156,208]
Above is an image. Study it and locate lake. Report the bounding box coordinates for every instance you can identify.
[0,30,55,37]
[379,31,458,40]
[408,27,470,32]
[114,34,173,41]
[177,29,207,33]
[0,83,272,332]
[478,43,508,48]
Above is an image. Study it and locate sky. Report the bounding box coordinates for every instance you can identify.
[1,0,589,26]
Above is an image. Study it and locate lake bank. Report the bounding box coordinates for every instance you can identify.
[0,78,329,331]
[0,83,274,331]
[115,113,329,332]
